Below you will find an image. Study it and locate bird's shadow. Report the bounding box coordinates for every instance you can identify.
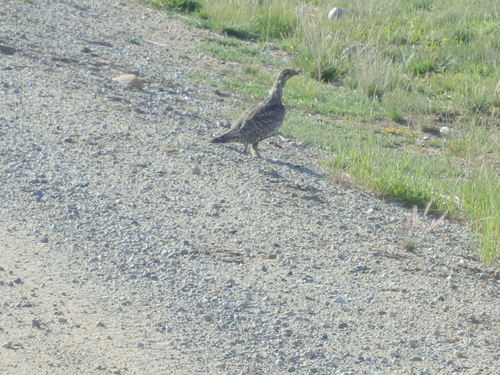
[265,158,324,179]
[226,145,324,179]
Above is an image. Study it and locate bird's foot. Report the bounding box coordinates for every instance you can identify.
[250,143,261,158]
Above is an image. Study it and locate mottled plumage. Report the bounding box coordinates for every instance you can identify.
[211,69,300,157]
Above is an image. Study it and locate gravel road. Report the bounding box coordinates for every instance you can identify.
[0,1,498,374]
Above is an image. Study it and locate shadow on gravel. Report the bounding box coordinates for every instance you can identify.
[265,158,324,179]
[224,145,324,178]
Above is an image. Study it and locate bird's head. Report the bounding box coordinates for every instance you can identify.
[277,69,302,82]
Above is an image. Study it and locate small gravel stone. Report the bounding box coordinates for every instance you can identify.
[203,314,213,322]
[324,360,337,368]
[2,341,13,349]
[392,350,404,359]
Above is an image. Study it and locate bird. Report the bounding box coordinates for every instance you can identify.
[211,68,301,157]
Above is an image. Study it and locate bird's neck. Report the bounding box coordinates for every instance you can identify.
[269,79,285,103]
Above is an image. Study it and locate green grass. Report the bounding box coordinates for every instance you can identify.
[150,0,499,262]
[146,0,200,12]
[196,37,281,65]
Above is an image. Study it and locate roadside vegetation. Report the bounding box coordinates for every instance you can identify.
[146,0,499,262]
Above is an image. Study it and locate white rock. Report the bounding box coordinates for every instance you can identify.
[328,7,349,20]
[439,126,450,135]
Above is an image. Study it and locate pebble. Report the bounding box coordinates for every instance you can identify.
[305,351,316,360]
[2,341,13,349]
[390,351,401,358]
[475,272,488,280]
[354,265,368,272]
[324,360,337,368]
[203,314,214,322]
[409,340,420,348]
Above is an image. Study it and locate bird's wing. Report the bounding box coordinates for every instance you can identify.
[233,101,285,142]
[231,102,266,130]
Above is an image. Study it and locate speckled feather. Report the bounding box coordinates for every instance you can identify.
[211,69,299,149]
[222,99,285,144]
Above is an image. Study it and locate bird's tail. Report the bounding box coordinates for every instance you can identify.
[211,130,239,144]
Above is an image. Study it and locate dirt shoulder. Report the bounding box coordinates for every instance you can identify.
[0,225,194,374]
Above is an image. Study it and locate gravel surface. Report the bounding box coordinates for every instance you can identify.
[0,1,498,374]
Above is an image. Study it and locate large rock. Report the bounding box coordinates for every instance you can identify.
[112,74,144,89]
[327,7,350,20]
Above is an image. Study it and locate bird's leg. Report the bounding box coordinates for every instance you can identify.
[250,142,261,157]
[243,144,249,153]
